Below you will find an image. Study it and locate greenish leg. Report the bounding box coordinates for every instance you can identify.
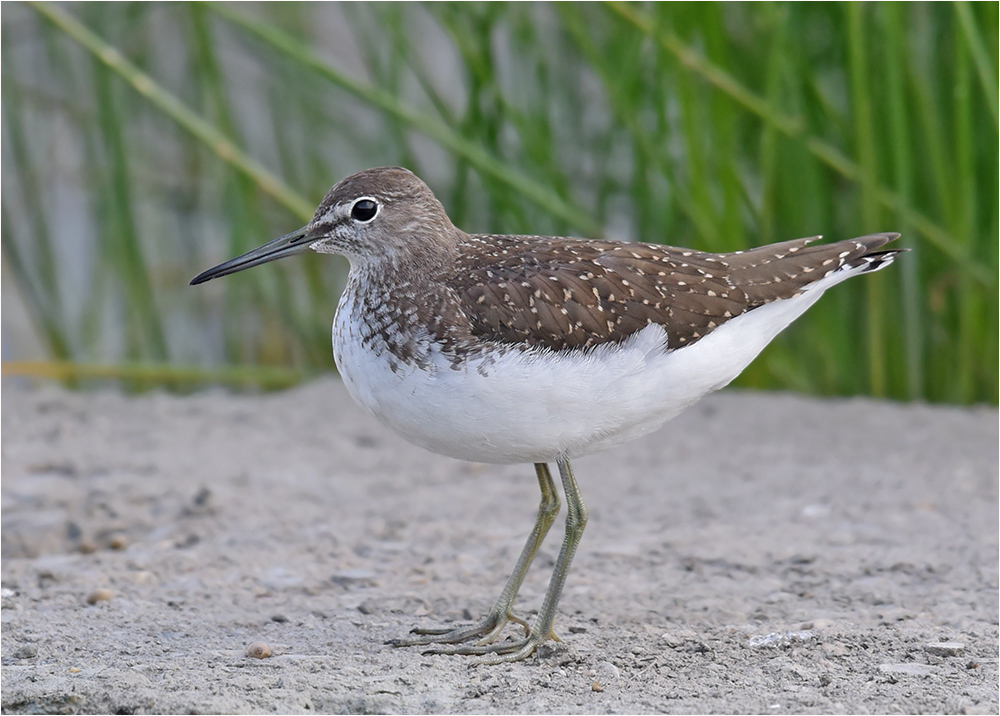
[389,462,561,648]
[412,454,588,664]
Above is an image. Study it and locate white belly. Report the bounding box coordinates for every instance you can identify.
[333,275,840,464]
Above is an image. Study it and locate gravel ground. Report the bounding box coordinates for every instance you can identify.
[2,378,997,714]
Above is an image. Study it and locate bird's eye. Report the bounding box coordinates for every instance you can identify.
[351,199,378,222]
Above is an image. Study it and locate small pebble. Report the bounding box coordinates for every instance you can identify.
[591,681,604,692]
[822,642,850,657]
[192,486,212,507]
[246,642,272,659]
[661,632,684,648]
[14,644,38,659]
[879,663,934,676]
[568,625,587,634]
[271,614,289,623]
[108,535,128,550]
[85,589,113,605]
[594,660,620,683]
[924,641,964,657]
[749,630,815,648]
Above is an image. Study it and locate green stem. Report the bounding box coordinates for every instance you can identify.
[210,3,602,237]
[604,0,989,284]
[29,1,315,221]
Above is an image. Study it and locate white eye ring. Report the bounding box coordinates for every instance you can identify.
[350,197,380,222]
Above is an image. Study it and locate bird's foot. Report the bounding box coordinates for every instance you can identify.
[389,609,563,664]
[388,607,530,649]
[419,625,560,664]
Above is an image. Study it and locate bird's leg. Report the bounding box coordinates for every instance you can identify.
[389,462,560,648]
[421,455,589,664]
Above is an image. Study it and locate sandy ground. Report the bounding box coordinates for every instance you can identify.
[1,377,997,714]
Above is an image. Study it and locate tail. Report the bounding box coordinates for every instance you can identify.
[791,232,905,297]
[838,233,905,274]
[721,232,904,309]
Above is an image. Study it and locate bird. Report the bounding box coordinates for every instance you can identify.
[191,166,902,664]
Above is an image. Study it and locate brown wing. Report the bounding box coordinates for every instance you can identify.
[449,233,899,352]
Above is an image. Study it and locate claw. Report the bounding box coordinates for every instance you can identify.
[409,625,456,636]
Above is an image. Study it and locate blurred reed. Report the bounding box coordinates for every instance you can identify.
[2,2,996,403]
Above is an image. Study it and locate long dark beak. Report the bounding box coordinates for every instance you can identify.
[190,226,315,285]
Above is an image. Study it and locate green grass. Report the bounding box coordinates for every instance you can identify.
[2,2,996,404]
